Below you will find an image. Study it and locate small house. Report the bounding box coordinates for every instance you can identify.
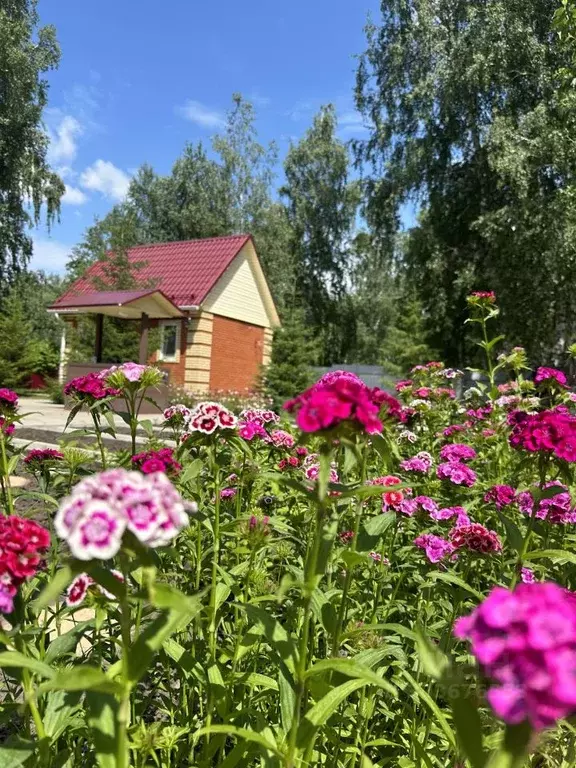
[50,235,280,397]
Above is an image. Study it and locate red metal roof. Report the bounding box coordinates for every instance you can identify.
[53,289,162,308]
[52,234,252,309]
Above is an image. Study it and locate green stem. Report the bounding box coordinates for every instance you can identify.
[481,316,495,390]
[511,456,549,588]
[285,501,326,767]
[0,431,14,515]
[91,411,107,469]
[331,451,368,656]
[23,669,49,764]
[208,449,221,662]
[116,560,132,768]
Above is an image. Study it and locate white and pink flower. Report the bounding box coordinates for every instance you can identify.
[55,469,192,560]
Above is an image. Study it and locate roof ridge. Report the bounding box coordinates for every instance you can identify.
[125,234,251,251]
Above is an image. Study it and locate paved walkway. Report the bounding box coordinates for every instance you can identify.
[13,397,167,452]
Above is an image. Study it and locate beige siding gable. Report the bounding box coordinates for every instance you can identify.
[203,242,279,328]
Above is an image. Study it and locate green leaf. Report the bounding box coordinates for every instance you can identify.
[148,582,204,611]
[180,458,203,483]
[486,722,532,768]
[214,583,231,613]
[85,692,121,768]
[364,512,396,538]
[39,667,124,696]
[401,670,457,750]
[243,604,299,674]
[44,620,94,665]
[343,623,416,643]
[139,419,154,437]
[527,549,576,566]
[33,566,75,611]
[64,403,82,431]
[0,736,35,768]
[424,571,485,601]
[0,651,55,680]
[127,594,202,685]
[340,550,371,569]
[304,658,396,695]
[415,626,449,680]
[193,725,282,758]
[233,672,278,691]
[497,512,524,554]
[441,667,487,768]
[42,690,83,741]
[278,663,296,733]
[296,679,367,748]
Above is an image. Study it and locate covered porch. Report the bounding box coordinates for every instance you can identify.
[48,289,184,412]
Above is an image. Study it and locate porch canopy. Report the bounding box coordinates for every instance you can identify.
[48,289,183,364]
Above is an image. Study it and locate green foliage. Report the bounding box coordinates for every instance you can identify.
[355,0,576,366]
[0,294,58,386]
[281,105,361,364]
[381,296,438,376]
[0,0,64,289]
[263,311,317,410]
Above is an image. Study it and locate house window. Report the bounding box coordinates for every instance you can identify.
[160,322,179,362]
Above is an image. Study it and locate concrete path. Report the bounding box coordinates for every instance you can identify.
[13,396,169,452]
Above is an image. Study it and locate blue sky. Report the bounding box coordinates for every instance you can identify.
[33,0,380,274]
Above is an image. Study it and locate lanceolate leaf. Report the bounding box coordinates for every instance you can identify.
[0,651,55,680]
[85,692,120,768]
[296,679,368,749]
[193,725,283,758]
[304,658,396,695]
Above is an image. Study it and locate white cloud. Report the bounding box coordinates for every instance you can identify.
[62,184,88,205]
[79,159,130,201]
[249,92,271,108]
[177,100,225,128]
[339,110,369,135]
[30,237,72,274]
[287,100,318,121]
[47,115,83,164]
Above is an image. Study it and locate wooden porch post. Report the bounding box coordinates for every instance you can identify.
[94,313,104,363]
[139,313,149,365]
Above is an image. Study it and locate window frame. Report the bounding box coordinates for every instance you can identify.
[158,321,180,363]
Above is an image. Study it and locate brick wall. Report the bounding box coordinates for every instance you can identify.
[209,315,264,392]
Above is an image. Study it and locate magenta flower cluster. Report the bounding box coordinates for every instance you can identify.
[414,534,455,563]
[439,443,477,462]
[284,371,400,435]
[534,367,567,388]
[516,483,576,524]
[400,451,433,474]
[237,407,280,441]
[24,448,65,470]
[55,469,192,560]
[131,448,182,477]
[64,373,119,402]
[449,523,502,554]
[484,484,516,510]
[285,372,382,434]
[0,389,18,412]
[509,408,576,462]
[454,583,576,730]
[437,461,477,487]
[399,495,438,518]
